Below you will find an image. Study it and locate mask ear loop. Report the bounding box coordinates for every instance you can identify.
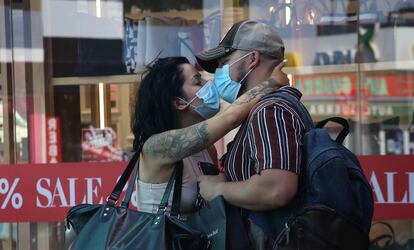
[239,67,253,84]
[179,80,213,106]
[176,97,192,107]
[177,95,198,110]
[229,51,253,67]
[228,51,254,84]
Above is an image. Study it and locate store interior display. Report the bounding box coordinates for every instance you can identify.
[123,16,201,74]
[123,11,221,74]
[81,126,127,162]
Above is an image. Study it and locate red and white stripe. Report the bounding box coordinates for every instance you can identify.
[223,86,306,182]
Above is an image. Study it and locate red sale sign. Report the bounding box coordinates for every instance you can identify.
[0,162,131,222]
[359,155,414,220]
[0,155,413,222]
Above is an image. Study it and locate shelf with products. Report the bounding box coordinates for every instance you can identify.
[51,74,140,86]
[51,59,414,86]
[286,60,414,124]
[283,60,414,75]
[51,57,414,84]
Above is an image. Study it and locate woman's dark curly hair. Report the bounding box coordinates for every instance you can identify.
[132,57,190,151]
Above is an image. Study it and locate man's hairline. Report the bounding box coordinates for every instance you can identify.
[216,49,279,68]
[231,48,280,59]
[216,49,255,66]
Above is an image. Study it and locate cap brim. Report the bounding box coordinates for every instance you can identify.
[196,46,228,73]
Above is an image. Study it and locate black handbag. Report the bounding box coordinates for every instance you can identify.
[188,195,252,250]
[65,151,210,250]
[187,196,227,250]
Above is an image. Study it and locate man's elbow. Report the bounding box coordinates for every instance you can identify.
[249,171,298,210]
[266,186,298,208]
[274,190,297,207]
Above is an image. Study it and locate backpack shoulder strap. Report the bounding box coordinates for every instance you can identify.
[316,117,350,144]
[264,91,314,131]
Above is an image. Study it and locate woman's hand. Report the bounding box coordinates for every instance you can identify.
[269,59,289,87]
[197,174,227,202]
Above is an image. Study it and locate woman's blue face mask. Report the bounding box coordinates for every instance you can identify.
[177,80,221,119]
[213,52,254,103]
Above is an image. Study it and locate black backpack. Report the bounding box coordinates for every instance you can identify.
[267,92,374,250]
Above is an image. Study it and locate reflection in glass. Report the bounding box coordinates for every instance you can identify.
[0,0,413,248]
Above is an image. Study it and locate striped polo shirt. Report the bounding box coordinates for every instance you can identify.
[223,86,306,182]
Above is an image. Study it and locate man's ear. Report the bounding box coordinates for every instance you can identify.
[248,50,260,69]
[174,98,188,111]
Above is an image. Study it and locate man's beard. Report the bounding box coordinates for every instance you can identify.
[237,81,248,98]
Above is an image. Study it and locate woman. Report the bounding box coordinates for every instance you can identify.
[132,57,287,217]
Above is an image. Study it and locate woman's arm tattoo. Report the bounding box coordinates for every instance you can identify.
[143,123,209,159]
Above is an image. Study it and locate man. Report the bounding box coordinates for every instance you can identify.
[196,20,306,248]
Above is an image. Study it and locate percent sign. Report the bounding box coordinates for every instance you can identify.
[0,178,23,209]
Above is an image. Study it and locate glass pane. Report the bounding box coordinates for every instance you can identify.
[359,0,414,246]
[123,1,221,72]
[1,0,413,248]
[46,0,124,77]
[0,66,4,164]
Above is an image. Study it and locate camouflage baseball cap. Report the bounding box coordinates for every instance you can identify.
[196,20,285,73]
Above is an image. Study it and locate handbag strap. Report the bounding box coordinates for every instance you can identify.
[121,167,138,208]
[120,156,183,215]
[107,143,183,216]
[370,221,396,245]
[157,166,178,213]
[170,161,183,217]
[157,161,183,216]
[107,151,140,204]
